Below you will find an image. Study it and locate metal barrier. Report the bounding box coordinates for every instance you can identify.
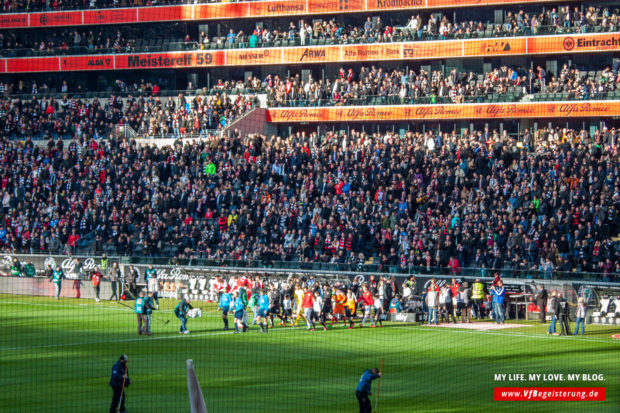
[0,252,616,284]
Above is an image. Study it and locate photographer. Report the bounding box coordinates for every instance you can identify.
[109,354,130,413]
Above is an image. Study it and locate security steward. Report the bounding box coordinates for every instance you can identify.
[472,278,485,319]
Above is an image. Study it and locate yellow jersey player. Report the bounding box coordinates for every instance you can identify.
[293,283,307,326]
[345,289,357,329]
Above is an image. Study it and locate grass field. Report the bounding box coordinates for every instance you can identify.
[0,294,619,413]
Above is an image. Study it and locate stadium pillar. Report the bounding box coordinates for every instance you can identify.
[302,70,311,83]
[546,60,557,78]
[188,74,198,90]
[494,10,503,25]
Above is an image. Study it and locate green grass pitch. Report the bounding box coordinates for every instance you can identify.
[0,294,618,412]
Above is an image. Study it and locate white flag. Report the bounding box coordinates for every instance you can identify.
[186,359,208,413]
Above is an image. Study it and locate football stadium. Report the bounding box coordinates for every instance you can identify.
[0,0,619,412]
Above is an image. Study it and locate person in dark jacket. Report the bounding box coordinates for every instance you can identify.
[356,367,381,413]
[109,354,130,413]
[108,262,122,301]
[175,296,193,334]
[536,284,548,323]
[386,276,400,305]
[557,292,571,336]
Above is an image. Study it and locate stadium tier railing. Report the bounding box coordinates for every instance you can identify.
[2,88,260,100]
[267,90,620,107]
[6,89,620,112]
[128,259,616,283]
[201,24,619,49]
[1,24,617,58]
[0,42,200,58]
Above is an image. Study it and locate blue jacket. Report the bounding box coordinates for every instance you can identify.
[109,361,128,388]
[219,293,232,311]
[258,294,270,310]
[492,287,505,304]
[234,297,245,312]
[356,369,379,394]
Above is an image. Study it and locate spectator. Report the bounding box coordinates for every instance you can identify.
[0,122,615,280]
[490,281,506,324]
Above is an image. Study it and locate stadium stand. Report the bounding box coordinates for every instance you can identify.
[0,127,616,281]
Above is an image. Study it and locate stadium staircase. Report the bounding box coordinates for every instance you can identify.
[222,107,277,138]
[114,124,139,140]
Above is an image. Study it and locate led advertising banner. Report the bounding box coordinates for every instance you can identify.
[265,101,620,123]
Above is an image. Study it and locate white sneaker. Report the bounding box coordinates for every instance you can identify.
[183,331,190,334]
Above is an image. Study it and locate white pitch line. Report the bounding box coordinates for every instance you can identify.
[1,300,130,311]
[0,300,224,317]
[0,326,309,352]
[402,324,620,344]
[2,302,618,350]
